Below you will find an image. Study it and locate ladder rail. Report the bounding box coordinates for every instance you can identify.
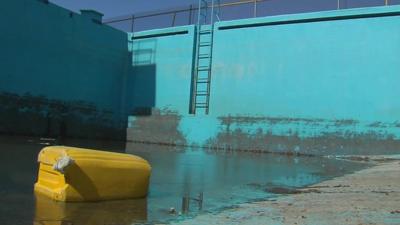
[192,0,205,114]
[191,0,219,115]
[205,31,215,114]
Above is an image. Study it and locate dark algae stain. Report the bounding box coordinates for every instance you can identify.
[0,92,125,139]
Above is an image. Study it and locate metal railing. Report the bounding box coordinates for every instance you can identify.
[103,0,399,32]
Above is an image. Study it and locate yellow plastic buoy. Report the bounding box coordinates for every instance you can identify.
[34,146,151,202]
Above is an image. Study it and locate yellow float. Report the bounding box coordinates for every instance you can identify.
[34,146,151,202]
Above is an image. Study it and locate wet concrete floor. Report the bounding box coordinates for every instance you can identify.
[0,136,367,225]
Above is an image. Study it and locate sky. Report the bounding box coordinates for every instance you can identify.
[50,0,400,19]
[49,0,400,32]
[49,0,200,19]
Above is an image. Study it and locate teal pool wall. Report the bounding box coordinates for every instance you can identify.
[0,0,133,139]
[126,26,196,145]
[1,1,399,154]
[127,6,400,155]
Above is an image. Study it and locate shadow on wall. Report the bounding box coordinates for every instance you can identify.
[130,65,156,116]
[126,37,188,145]
[126,62,187,146]
[128,38,158,116]
[0,92,126,140]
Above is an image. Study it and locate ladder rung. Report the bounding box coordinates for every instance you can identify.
[199,30,212,34]
[198,55,211,59]
[199,42,211,47]
[195,104,208,108]
[196,92,209,96]
[197,80,210,84]
[197,66,211,71]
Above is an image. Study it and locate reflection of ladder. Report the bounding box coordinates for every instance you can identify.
[191,0,220,115]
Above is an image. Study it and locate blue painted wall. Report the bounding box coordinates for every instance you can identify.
[127,6,400,155]
[0,0,132,139]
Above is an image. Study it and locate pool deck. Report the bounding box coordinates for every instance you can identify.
[171,156,400,225]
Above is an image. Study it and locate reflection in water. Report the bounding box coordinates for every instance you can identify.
[126,143,367,221]
[0,136,367,225]
[33,194,147,225]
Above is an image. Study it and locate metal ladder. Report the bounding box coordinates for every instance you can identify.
[190,0,220,114]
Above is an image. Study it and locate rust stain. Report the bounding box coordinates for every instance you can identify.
[127,113,400,155]
[127,108,187,146]
[333,119,358,126]
[219,115,326,126]
[219,115,359,127]
[205,128,400,155]
[206,115,399,155]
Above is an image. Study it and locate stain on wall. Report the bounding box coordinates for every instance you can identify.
[127,109,186,146]
[0,92,125,139]
[205,115,400,155]
[128,112,400,155]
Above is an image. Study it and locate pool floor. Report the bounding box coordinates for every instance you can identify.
[0,136,367,225]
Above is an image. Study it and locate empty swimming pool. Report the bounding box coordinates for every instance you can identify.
[0,136,367,225]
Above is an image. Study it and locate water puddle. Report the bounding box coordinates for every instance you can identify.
[0,136,368,224]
